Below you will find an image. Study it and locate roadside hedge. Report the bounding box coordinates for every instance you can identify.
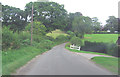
[81,41,119,57]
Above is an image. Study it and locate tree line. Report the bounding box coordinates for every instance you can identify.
[1,1,119,36]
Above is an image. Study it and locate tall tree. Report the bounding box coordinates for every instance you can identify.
[65,12,83,31]
[92,17,101,32]
[25,2,67,32]
[72,16,92,38]
[104,16,118,32]
[2,5,27,32]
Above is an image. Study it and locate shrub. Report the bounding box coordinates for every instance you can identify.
[81,41,107,53]
[18,31,31,46]
[65,42,71,47]
[33,35,43,43]
[70,36,84,46]
[36,40,54,50]
[25,21,47,36]
[21,39,31,46]
[67,31,75,39]
[55,35,69,43]
[45,36,55,41]
[81,41,119,57]
[19,31,31,40]
[106,43,118,57]
[2,27,21,50]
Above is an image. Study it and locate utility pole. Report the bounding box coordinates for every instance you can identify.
[31,5,33,45]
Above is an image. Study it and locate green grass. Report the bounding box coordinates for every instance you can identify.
[66,47,110,56]
[66,46,118,74]
[46,29,68,39]
[2,46,48,75]
[84,34,118,43]
[92,57,118,74]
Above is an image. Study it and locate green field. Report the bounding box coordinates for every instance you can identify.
[92,57,118,74]
[84,34,118,43]
[46,29,68,39]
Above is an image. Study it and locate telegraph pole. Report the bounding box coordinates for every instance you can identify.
[31,5,33,45]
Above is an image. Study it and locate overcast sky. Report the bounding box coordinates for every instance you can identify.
[0,0,119,25]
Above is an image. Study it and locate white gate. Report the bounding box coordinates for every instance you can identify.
[70,44,81,50]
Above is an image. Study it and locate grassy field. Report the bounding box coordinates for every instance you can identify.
[91,57,118,74]
[84,34,118,43]
[46,29,68,39]
[2,46,47,75]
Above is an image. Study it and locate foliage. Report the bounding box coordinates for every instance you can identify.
[92,17,102,32]
[81,41,119,57]
[2,27,21,50]
[65,42,71,47]
[25,2,67,31]
[25,21,47,35]
[2,46,47,75]
[36,40,54,50]
[72,16,93,38]
[2,5,27,32]
[46,29,68,39]
[66,31,75,39]
[70,36,84,46]
[104,16,118,33]
[55,35,69,43]
[64,12,83,31]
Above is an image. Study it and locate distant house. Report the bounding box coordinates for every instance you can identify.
[116,37,120,45]
[114,31,118,33]
[107,30,110,32]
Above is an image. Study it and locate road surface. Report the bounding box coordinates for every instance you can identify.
[14,43,114,75]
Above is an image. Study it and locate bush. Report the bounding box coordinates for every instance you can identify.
[2,27,21,50]
[81,41,107,53]
[21,39,31,46]
[81,41,119,57]
[19,31,31,40]
[55,35,69,43]
[25,21,47,36]
[70,36,84,46]
[36,40,54,50]
[106,43,118,57]
[67,31,75,39]
[18,31,31,46]
[65,42,71,47]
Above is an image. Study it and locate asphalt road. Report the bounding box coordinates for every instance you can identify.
[15,43,113,75]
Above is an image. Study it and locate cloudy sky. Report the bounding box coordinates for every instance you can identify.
[0,0,119,25]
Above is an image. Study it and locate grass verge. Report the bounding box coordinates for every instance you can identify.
[65,46,118,74]
[2,46,48,75]
[66,47,110,56]
[91,57,118,74]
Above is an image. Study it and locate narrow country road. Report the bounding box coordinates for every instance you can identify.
[14,43,113,75]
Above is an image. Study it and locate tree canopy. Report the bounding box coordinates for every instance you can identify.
[25,2,67,31]
[104,16,118,32]
[72,16,93,38]
[2,5,27,32]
